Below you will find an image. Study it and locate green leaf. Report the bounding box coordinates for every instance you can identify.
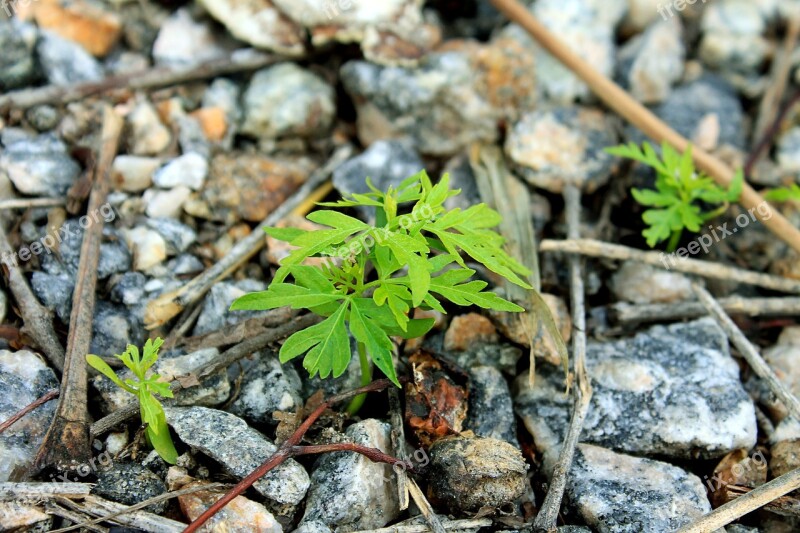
[631,188,675,207]
[429,269,525,312]
[279,302,351,379]
[147,380,174,399]
[373,283,411,331]
[86,355,135,394]
[140,338,163,372]
[350,301,399,387]
[264,226,308,243]
[764,184,800,202]
[230,283,343,312]
[727,168,744,202]
[146,404,177,464]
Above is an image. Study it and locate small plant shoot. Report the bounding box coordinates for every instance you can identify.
[764,183,800,203]
[606,142,743,251]
[231,171,531,411]
[86,338,178,464]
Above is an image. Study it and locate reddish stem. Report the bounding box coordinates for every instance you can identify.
[0,389,59,434]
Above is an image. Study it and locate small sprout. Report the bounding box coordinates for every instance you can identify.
[606,141,743,251]
[231,171,530,411]
[764,183,800,203]
[86,338,178,464]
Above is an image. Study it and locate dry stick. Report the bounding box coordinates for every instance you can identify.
[0,389,59,434]
[406,478,446,533]
[540,239,800,294]
[144,144,353,329]
[675,467,800,533]
[56,494,186,533]
[488,0,800,255]
[34,106,123,472]
[350,518,493,533]
[388,387,410,511]
[183,379,404,533]
[47,505,109,533]
[0,198,65,210]
[692,284,800,421]
[89,313,319,438]
[534,186,593,533]
[612,296,800,325]
[0,223,66,372]
[0,482,92,501]
[0,49,281,113]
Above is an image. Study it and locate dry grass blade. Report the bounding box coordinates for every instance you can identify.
[488,0,800,254]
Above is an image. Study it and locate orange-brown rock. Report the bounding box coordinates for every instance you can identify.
[27,0,122,57]
[190,107,228,142]
[444,313,498,352]
[178,482,282,532]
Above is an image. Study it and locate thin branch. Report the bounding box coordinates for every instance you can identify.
[56,494,185,533]
[350,517,493,533]
[488,0,800,254]
[0,481,92,500]
[534,185,593,532]
[34,106,123,471]
[0,49,282,113]
[0,223,66,372]
[612,296,800,325]
[675,467,800,532]
[540,239,800,294]
[47,504,109,533]
[0,198,65,210]
[0,389,59,434]
[406,478,446,533]
[183,379,400,533]
[144,144,353,329]
[291,443,415,471]
[692,284,800,421]
[89,314,320,438]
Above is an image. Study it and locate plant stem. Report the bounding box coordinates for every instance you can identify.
[346,342,372,415]
[666,229,682,252]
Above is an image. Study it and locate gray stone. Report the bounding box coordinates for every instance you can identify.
[31,271,74,323]
[617,18,684,104]
[515,318,757,458]
[110,272,147,306]
[165,407,310,505]
[229,354,303,425]
[609,261,694,304]
[467,366,518,445]
[145,218,197,255]
[37,31,104,85]
[428,436,528,513]
[777,126,800,178]
[301,419,399,531]
[40,222,131,280]
[25,105,61,132]
[153,152,208,191]
[0,133,81,196]
[558,444,711,533]
[505,107,618,193]
[699,0,771,74]
[168,254,205,276]
[176,115,211,160]
[92,462,167,514]
[152,8,235,68]
[332,140,424,202]
[90,301,143,357]
[194,280,268,336]
[241,63,335,140]
[0,350,59,481]
[292,521,332,533]
[0,19,38,90]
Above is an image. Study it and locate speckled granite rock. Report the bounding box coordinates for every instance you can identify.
[617,17,684,104]
[467,366,518,445]
[515,318,757,458]
[0,350,59,481]
[301,419,399,532]
[0,133,81,197]
[165,407,310,505]
[229,354,303,425]
[556,444,711,533]
[92,462,167,514]
[0,19,38,90]
[609,261,694,304]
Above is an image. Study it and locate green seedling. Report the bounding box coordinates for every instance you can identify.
[764,183,800,203]
[86,338,178,464]
[231,170,530,413]
[606,142,743,251]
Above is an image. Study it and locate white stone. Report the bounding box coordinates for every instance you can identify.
[127,101,171,156]
[123,227,167,271]
[111,155,160,192]
[144,186,191,219]
[153,153,208,191]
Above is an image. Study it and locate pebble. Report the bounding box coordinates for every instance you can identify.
[187,153,312,223]
[301,419,400,531]
[617,18,685,104]
[152,8,234,67]
[92,462,167,514]
[699,0,771,74]
[763,327,800,420]
[25,105,60,132]
[178,482,283,532]
[557,443,711,532]
[37,30,104,85]
[111,155,160,192]
[29,0,122,57]
[152,152,208,191]
[292,521,331,533]
[165,406,310,505]
[609,261,694,304]
[194,280,268,335]
[40,222,131,281]
[168,253,205,276]
[777,127,800,178]
[467,366,518,445]
[0,350,59,481]
[505,107,618,193]
[623,0,664,33]
[197,0,305,57]
[0,133,81,196]
[515,318,757,458]
[241,63,336,141]
[144,186,192,219]
[31,271,74,322]
[0,19,38,90]
[443,313,498,352]
[90,301,143,357]
[145,218,197,255]
[229,354,304,425]
[123,226,168,271]
[428,435,528,513]
[127,100,172,156]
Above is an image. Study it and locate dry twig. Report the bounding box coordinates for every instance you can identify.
[0,389,59,434]
[55,494,185,533]
[540,239,800,294]
[612,296,800,325]
[34,106,123,471]
[488,0,800,254]
[350,517,493,533]
[0,482,92,501]
[0,198,65,210]
[534,186,593,532]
